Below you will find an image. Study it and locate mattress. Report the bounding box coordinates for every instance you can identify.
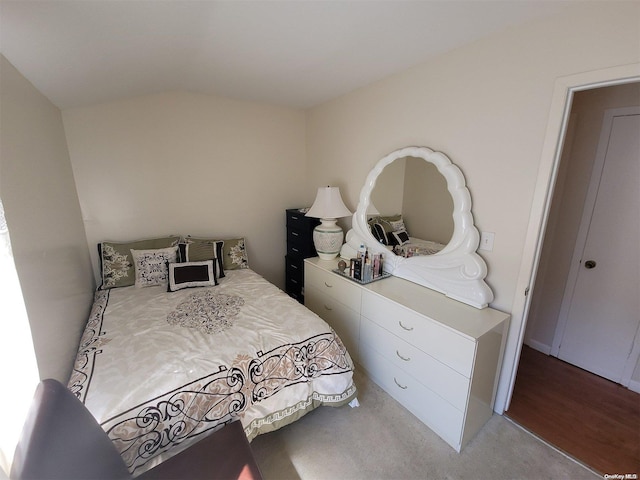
[68,268,356,475]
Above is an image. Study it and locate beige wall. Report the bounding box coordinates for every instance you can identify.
[371,156,405,216]
[402,157,453,245]
[0,55,94,383]
[305,2,639,407]
[62,91,307,288]
[307,2,640,312]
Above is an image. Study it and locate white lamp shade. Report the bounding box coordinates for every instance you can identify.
[306,187,351,260]
[305,187,352,219]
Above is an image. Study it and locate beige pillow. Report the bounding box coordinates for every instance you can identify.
[99,236,181,289]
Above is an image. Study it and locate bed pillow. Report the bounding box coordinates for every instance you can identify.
[391,229,410,246]
[168,260,217,292]
[131,246,179,288]
[380,214,408,234]
[99,236,181,289]
[186,236,249,271]
[181,238,225,278]
[371,223,388,245]
[369,217,396,245]
[221,238,249,270]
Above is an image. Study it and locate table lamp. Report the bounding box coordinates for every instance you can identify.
[305,186,352,260]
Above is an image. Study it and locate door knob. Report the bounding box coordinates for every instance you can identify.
[584,260,596,269]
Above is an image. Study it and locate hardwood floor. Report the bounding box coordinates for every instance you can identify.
[506,345,640,476]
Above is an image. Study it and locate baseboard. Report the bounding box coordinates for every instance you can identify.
[628,379,640,394]
[525,340,551,355]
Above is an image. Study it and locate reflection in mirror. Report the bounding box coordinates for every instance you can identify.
[371,156,454,253]
[341,146,493,309]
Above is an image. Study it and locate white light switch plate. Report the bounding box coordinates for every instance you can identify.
[480,231,495,251]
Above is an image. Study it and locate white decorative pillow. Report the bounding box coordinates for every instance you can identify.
[389,219,407,232]
[131,246,178,288]
[391,229,410,246]
[168,260,217,292]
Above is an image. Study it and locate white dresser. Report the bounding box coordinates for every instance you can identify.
[304,257,510,452]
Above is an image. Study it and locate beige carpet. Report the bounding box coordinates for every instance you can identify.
[250,367,600,480]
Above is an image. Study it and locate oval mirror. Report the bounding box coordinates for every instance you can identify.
[341,146,493,308]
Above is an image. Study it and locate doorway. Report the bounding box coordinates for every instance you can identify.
[552,106,639,383]
[507,82,640,472]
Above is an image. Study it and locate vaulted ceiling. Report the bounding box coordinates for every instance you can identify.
[0,1,569,109]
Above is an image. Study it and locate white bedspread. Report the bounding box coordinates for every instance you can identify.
[395,237,446,257]
[68,268,356,475]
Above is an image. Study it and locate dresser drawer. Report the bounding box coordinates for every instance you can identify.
[305,285,360,361]
[361,291,475,377]
[286,288,303,304]
[285,255,304,283]
[286,209,318,258]
[305,264,361,312]
[286,209,310,229]
[287,229,315,257]
[286,276,303,295]
[360,316,470,412]
[359,344,464,450]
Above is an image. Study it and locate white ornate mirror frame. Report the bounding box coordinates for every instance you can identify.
[340,146,494,309]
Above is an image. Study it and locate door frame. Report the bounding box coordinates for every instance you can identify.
[551,106,640,388]
[494,63,640,414]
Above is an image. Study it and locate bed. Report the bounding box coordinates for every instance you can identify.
[67,236,357,476]
[393,237,446,257]
[368,215,446,257]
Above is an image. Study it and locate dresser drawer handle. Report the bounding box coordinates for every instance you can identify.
[292,247,300,253]
[291,279,299,285]
[396,350,411,362]
[290,264,299,270]
[323,304,333,311]
[324,282,333,288]
[291,215,299,220]
[394,377,408,390]
[291,231,299,236]
[398,321,413,331]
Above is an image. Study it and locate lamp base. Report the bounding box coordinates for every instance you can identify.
[313,218,344,260]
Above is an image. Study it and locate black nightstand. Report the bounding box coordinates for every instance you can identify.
[285,208,319,303]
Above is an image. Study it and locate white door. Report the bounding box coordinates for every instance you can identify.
[554,108,640,383]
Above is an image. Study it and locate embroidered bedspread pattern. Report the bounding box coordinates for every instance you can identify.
[396,237,446,256]
[68,269,356,474]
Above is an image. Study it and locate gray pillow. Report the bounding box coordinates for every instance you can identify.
[99,236,181,289]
